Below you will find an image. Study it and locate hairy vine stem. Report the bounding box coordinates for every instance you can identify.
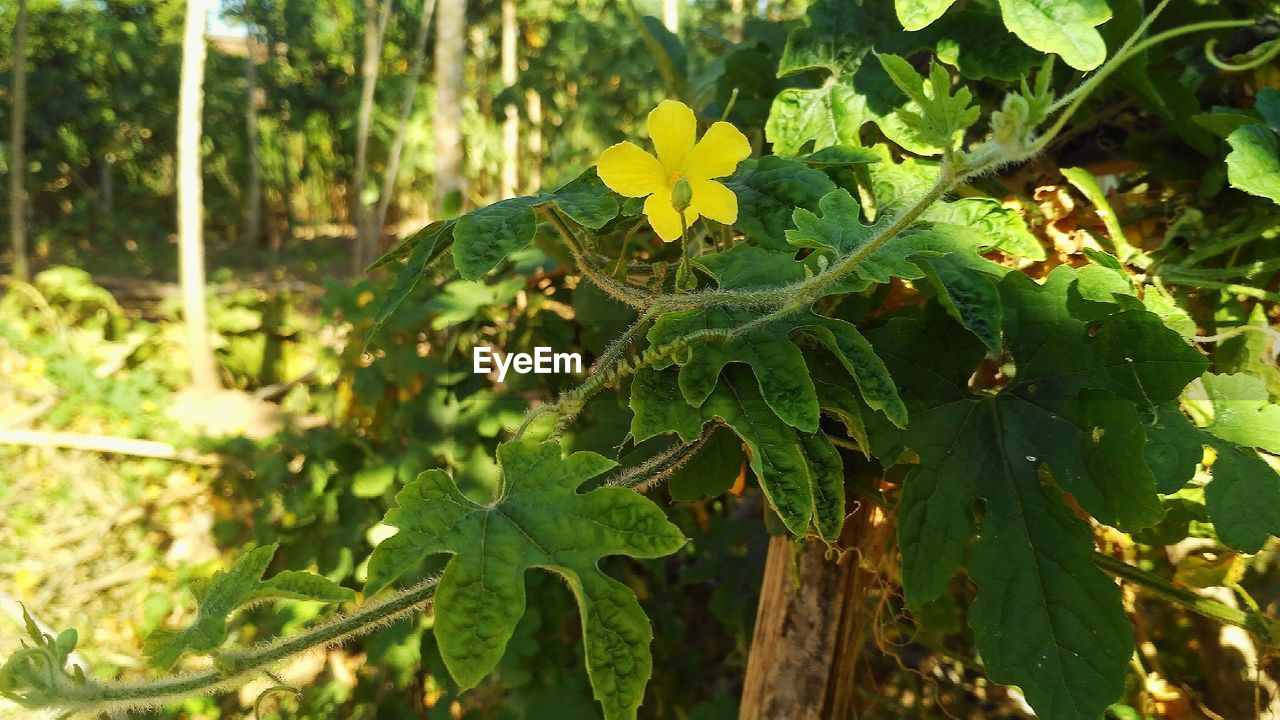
[23,577,438,715]
[542,206,656,310]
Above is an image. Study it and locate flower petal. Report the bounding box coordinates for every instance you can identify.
[683,121,751,180]
[689,179,738,224]
[597,142,667,198]
[644,194,695,242]
[648,100,697,174]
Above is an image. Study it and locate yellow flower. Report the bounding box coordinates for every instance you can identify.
[597,100,751,241]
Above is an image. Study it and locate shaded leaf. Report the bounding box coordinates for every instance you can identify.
[453,195,551,279]
[723,157,836,250]
[553,168,620,229]
[630,367,845,540]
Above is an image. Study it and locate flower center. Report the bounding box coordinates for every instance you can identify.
[667,170,684,187]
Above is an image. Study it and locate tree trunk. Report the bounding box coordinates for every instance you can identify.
[663,0,678,33]
[525,88,542,193]
[373,0,438,241]
[351,0,393,273]
[8,0,29,282]
[433,0,466,215]
[499,0,518,199]
[177,0,220,392]
[100,156,115,214]
[740,503,892,719]
[240,1,263,250]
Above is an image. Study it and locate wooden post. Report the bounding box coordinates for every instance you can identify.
[740,504,891,719]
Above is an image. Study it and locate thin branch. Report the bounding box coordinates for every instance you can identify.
[0,429,220,465]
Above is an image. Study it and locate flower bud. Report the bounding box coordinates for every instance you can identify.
[670,177,693,214]
[991,94,1031,149]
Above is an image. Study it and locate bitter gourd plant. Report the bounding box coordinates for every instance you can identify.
[6,1,1280,718]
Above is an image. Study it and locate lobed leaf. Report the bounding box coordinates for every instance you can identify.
[723,157,836,249]
[630,366,845,540]
[766,85,872,157]
[144,544,353,669]
[365,441,686,720]
[876,55,979,154]
[869,266,1213,720]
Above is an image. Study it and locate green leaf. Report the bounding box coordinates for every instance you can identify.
[997,0,1111,71]
[1216,305,1280,397]
[1195,373,1280,454]
[553,168,620,229]
[364,441,685,720]
[807,347,871,453]
[668,426,745,501]
[1226,124,1280,205]
[649,304,819,431]
[931,9,1042,81]
[765,85,872,157]
[423,278,524,330]
[1143,402,1203,494]
[965,450,1132,720]
[630,367,846,540]
[145,544,353,668]
[870,267,1212,720]
[918,254,1003,354]
[249,571,356,604]
[922,197,1045,261]
[366,220,457,343]
[1135,375,1280,552]
[20,606,43,645]
[799,144,880,167]
[1258,88,1280,132]
[1204,442,1280,552]
[1192,109,1262,139]
[876,55,979,153]
[785,187,882,257]
[895,0,956,31]
[723,157,836,250]
[353,466,398,497]
[369,219,456,271]
[650,243,907,430]
[787,189,1011,298]
[777,0,886,78]
[453,195,551,279]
